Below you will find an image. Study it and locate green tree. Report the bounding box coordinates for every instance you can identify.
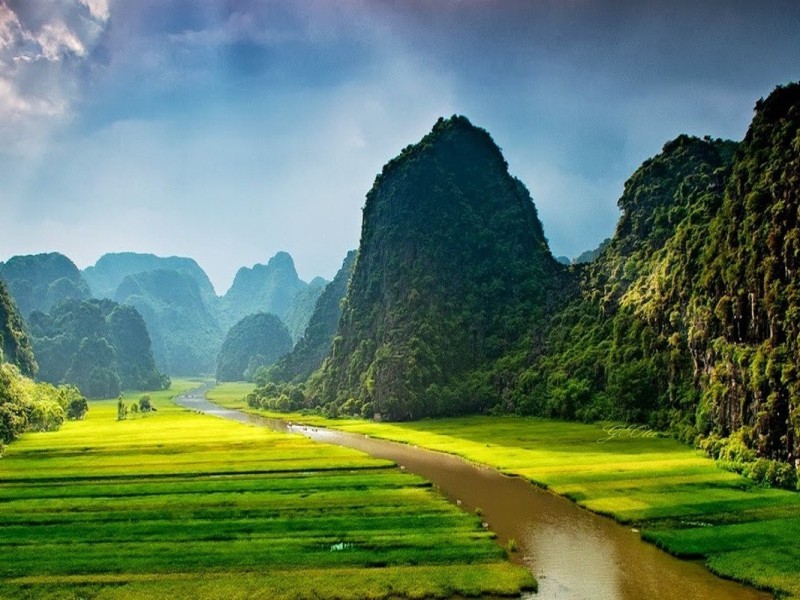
[116,397,127,421]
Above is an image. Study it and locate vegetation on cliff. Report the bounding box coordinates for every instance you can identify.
[0,282,87,453]
[216,312,293,381]
[266,251,356,385]
[303,116,571,419]
[0,253,91,317]
[511,82,800,476]
[29,299,168,398]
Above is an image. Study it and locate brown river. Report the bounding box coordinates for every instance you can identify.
[175,386,770,600]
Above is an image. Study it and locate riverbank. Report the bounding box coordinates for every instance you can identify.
[209,384,800,599]
[0,380,533,599]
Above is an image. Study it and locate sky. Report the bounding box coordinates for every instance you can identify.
[1,1,799,295]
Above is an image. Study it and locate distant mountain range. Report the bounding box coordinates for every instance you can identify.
[0,249,332,384]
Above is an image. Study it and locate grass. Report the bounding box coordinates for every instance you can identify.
[220,393,800,599]
[0,380,534,599]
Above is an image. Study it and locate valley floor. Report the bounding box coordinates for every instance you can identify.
[0,380,533,599]
[215,388,800,600]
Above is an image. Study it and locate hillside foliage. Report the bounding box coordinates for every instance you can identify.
[300,116,571,420]
[266,251,356,385]
[249,84,800,472]
[114,269,222,376]
[0,280,36,377]
[0,285,87,453]
[0,253,91,317]
[29,299,168,398]
[216,312,293,382]
[511,83,800,468]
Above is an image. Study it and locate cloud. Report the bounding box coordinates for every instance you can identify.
[0,2,20,52]
[0,50,457,293]
[0,0,109,144]
[35,21,87,60]
[79,0,109,22]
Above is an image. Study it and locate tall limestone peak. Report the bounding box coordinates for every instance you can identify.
[265,251,297,273]
[314,115,569,419]
[221,251,307,329]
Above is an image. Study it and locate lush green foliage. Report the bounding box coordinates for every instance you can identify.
[0,382,533,599]
[508,134,738,425]
[215,312,292,381]
[28,299,168,398]
[267,250,356,384]
[114,269,222,376]
[309,116,572,420]
[223,404,800,600]
[0,362,86,450]
[0,252,91,317]
[504,83,800,468]
[138,394,154,412]
[0,279,36,377]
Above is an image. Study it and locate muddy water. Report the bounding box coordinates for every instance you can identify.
[176,387,770,600]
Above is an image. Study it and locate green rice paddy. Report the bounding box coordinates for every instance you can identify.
[230,397,800,599]
[0,380,534,599]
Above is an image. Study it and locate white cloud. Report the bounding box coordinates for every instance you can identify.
[0,75,64,117]
[0,0,110,148]
[0,3,21,51]
[35,21,87,60]
[79,0,109,22]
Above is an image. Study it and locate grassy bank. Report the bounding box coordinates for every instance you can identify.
[215,385,800,599]
[0,380,534,599]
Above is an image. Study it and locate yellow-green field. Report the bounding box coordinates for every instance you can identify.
[0,380,534,599]
[221,391,800,599]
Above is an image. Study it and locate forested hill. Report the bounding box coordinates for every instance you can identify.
[248,83,800,472]
[29,299,168,398]
[216,312,293,382]
[84,252,218,307]
[2,250,323,377]
[0,253,91,317]
[311,116,571,420]
[511,135,739,423]
[114,269,222,376]
[510,82,800,467]
[0,279,36,377]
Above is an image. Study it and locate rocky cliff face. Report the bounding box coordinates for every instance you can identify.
[314,116,569,419]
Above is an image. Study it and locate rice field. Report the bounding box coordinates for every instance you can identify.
[0,381,534,599]
[230,403,800,599]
